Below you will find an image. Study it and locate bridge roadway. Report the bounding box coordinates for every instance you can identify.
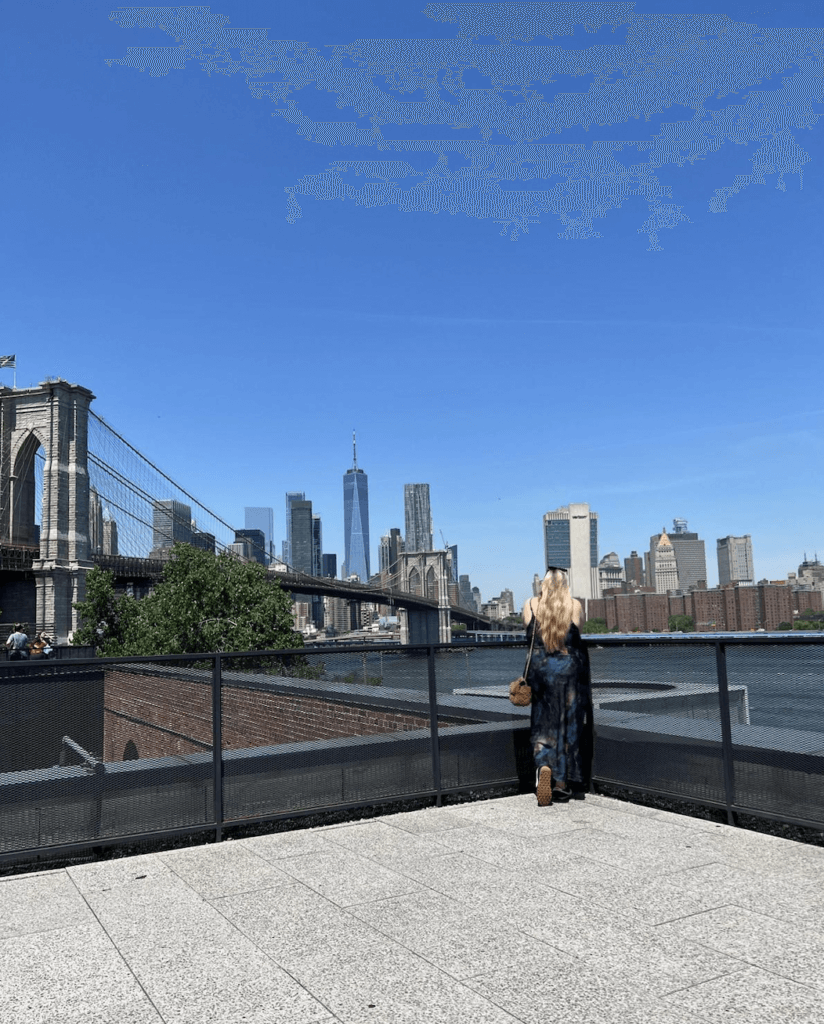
[91,555,495,630]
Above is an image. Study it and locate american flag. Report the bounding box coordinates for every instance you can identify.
[0,356,15,368]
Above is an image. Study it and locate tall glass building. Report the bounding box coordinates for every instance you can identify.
[542,503,599,602]
[244,507,274,563]
[343,435,370,581]
[282,492,305,566]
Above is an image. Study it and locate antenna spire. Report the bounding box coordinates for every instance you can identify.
[352,430,358,470]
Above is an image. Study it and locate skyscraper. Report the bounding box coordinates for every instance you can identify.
[289,500,314,574]
[234,529,266,565]
[282,492,305,566]
[312,514,323,576]
[624,551,645,587]
[718,535,754,585]
[542,503,599,602]
[650,519,707,590]
[151,500,192,554]
[89,487,103,556]
[343,434,370,581]
[379,528,404,577]
[651,530,679,593]
[321,553,337,578]
[244,507,274,563]
[404,483,433,552]
[102,512,118,556]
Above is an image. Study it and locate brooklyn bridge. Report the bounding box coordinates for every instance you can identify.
[0,380,493,645]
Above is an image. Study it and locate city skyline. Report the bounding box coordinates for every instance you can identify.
[5,0,823,611]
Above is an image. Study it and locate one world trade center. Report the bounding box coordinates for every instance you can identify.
[343,433,370,582]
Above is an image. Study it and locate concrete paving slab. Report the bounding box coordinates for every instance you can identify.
[661,964,824,1023]
[5,792,824,1024]
[0,870,94,939]
[567,870,735,926]
[287,941,523,1024]
[274,846,425,907]
[159,840,293,898]
[319,819,455,860]
[67,852,176,894]
[654,905,824,990]
[466,958,707,1024]
[238,827,335,860]
[348,887,553,980]
[212,881,391,967]
[0,923,158,1024]
[659,860,824,927]
[84,876,333,1024]
[380,806,478,834]
[533,824,718,874]
[412,822,551,867]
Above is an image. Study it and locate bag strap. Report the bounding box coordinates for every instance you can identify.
[522,600,538,678]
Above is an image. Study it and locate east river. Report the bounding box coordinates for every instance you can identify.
[299,641,824,735]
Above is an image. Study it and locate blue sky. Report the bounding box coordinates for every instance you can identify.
[4,0,824,607]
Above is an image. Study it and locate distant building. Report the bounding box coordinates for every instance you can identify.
[235,529,266,565]
[191,527,215,554]
[404,483,433,553]
[598,552,624,594]
[282,492,305,566]
[458,575,474,609]
[542,503,599,602]
[289,500,314,575]
[647,520,706,592]
[321,553,337,578]
[312,514,322,576]
[244,507,274,563]
[379,528,404,577]
[102,513,118,556]
[483,589,515,621]
[624,551,645,588]
[343,435,370,582]
[650,530,679,593]
[448,544,458,582]
[471,586,481,612]
[89,488,104,556]
[151,500,192,554]
[717,535,754,585]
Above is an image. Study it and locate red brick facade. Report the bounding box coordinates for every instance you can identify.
[103,669,465,764]
[593,584,821,632]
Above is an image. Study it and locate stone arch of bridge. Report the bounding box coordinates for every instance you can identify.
[0,381,95,642]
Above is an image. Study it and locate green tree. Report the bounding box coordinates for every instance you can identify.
[776,621,792,631]
[74,544,303,656]
[668,614,695,633]
[582,618,608,634]
[72,567,139,655]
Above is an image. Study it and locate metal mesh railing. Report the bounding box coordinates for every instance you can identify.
[1,635,822,863]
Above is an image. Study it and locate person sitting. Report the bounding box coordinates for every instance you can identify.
[6,624,30,660]
[30,632,53,658]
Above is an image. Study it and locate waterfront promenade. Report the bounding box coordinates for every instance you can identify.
[2,792,823,1023]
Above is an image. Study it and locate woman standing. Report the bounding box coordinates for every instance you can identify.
[522,568,594,806]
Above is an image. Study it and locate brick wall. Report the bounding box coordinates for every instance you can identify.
[103,668,467,763]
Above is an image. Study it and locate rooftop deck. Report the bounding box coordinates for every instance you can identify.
[3,791,823,1023]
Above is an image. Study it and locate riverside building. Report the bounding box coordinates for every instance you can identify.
[542,503,600,602]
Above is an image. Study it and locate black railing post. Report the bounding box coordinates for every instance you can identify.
[212,654,224,842]
[426,645,443,806]
[714,641,737,827]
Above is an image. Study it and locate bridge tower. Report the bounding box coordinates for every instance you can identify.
[397,550,451,644]
[0,381,95,642]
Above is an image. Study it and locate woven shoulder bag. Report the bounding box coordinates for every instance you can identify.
[508,608,538,706]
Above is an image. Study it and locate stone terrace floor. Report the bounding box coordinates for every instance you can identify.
[3,792,824,1024]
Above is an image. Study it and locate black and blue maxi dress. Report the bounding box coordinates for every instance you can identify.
[526,618,594,791]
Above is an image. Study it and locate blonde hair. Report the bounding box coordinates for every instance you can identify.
[533,569,575,654]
